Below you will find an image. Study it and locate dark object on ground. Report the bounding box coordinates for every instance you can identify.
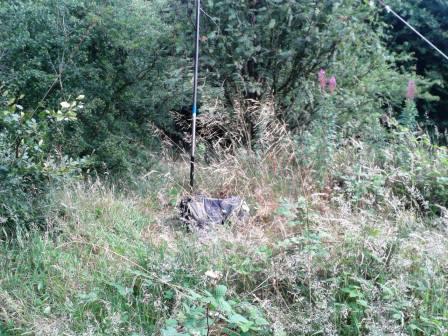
[179,195,249,228]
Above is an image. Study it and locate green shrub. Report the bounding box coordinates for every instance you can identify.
[0,93,87,238]
[330,127,448,215]
[161,285,269,336]
[0,0,187,176]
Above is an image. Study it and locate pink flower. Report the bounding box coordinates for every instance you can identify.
[329,76,337,95]
[406,79,416,100]
[318,69,327,92]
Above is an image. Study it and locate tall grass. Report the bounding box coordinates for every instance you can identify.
[1,100,448,335]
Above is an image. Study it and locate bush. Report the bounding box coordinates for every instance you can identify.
[0,0,188,176]
[0,93,87,238]
[329,125,448,215]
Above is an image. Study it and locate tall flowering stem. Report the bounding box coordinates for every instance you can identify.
[329,76,337,95]
[406,79,416,100]
[318,69,327,92]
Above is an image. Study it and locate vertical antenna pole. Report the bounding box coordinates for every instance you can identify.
[190,0,201,190]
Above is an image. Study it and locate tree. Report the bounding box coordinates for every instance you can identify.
[172,0,424,140]
[0,0,189,175]
[383,0,448,129]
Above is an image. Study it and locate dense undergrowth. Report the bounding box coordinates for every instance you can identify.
[1,1,448,335]
[1,105,447,334]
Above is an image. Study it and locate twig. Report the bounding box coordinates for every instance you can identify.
[206,303,210,336]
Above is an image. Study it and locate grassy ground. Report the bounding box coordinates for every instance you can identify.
[1,151,447,335]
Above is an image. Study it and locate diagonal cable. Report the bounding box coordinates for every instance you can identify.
[377,0,448,62]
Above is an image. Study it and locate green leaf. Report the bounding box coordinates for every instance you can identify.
[161,319,188,336]
[214,285,227,299]
[356,299,369,308]
[161,327,187,336]
[408,324,424,332]
[164,290,174,300]
[229,313,253,332]
[60,102,70,109]
[165,319,178,328]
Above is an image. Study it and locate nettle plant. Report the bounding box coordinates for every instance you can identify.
[162,285,270,336]
[0,92,87,237]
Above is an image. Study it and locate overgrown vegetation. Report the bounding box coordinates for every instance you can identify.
[1,0,447,335]
[386,0,448,130]
[1,124,447,334]
[0,92,86,238]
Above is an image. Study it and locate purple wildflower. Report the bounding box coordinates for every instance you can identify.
[329,76,337,95]
[406,79,416,100]
[318,69,327,92]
